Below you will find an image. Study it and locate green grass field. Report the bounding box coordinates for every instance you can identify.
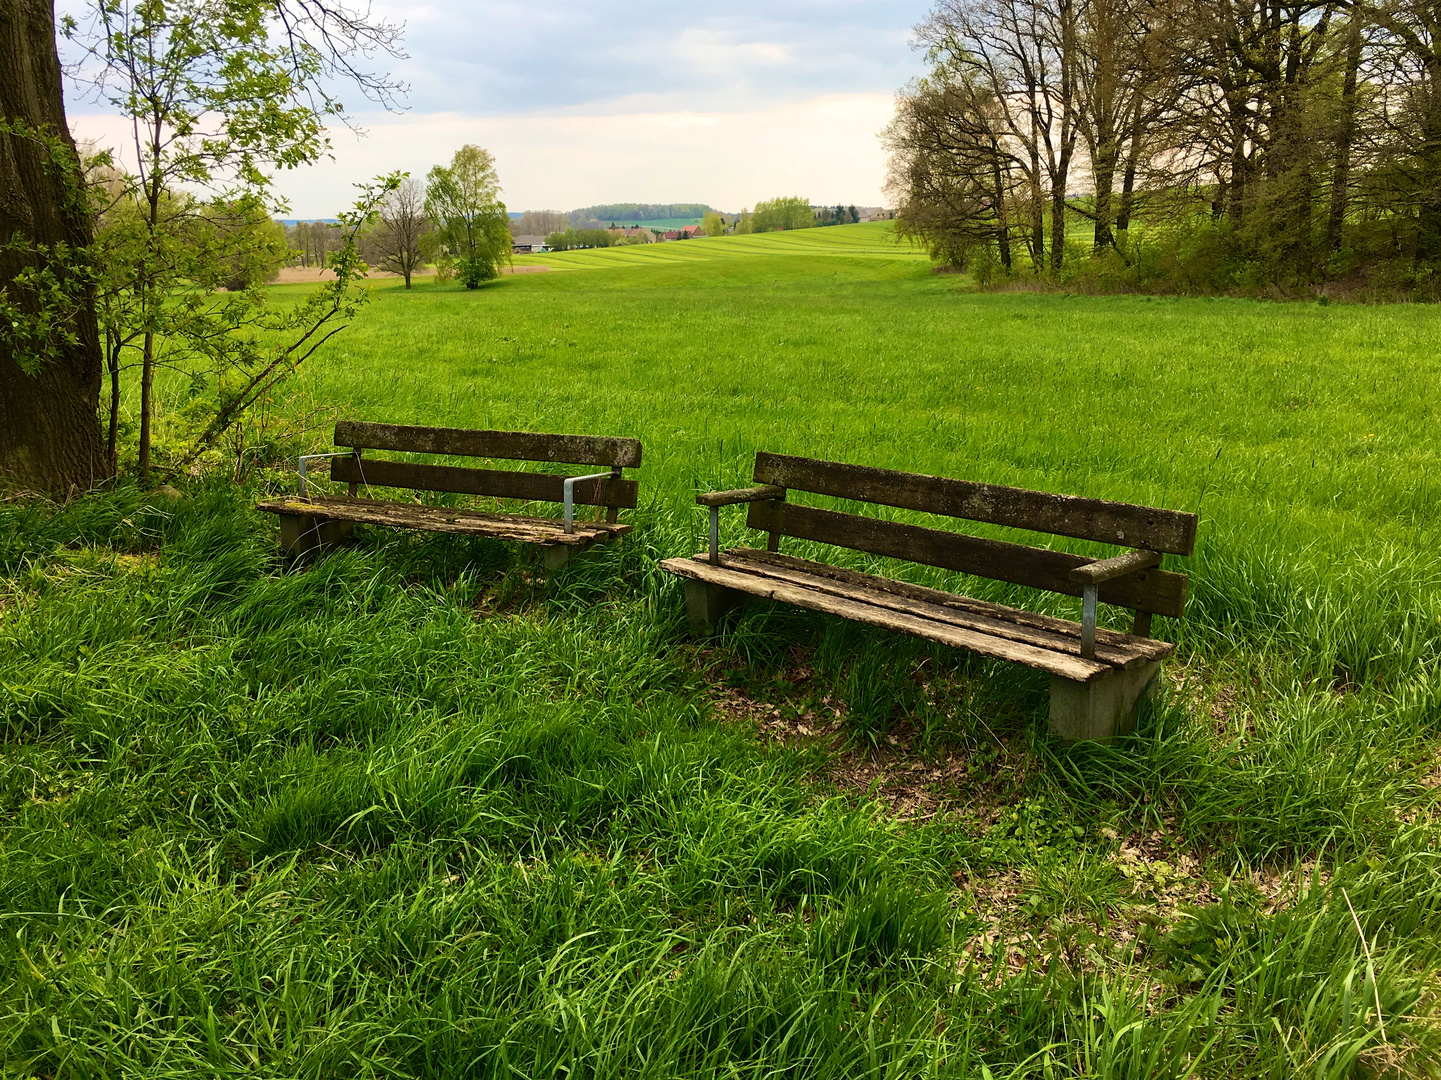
[4,222,1441,1076]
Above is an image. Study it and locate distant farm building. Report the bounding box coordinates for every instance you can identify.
[511,234,548,253]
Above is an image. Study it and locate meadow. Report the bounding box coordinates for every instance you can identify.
[3,222,1441,1077]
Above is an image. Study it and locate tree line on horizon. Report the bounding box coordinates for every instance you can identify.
[509,199,867,245]
[886,0,1441,296]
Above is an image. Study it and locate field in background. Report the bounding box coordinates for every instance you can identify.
[595,216,704,231]
[519,220,926,268]
[5,222,1441,1076]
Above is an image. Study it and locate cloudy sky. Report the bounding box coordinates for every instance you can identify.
[64,0,935,218]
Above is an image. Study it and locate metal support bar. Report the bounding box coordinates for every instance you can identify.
[297,452,352,497]
[709,505,720,564]
[562,472,613,534]
[1081,583,1099,660]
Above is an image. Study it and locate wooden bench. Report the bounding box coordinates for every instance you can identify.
[255,421,643,568]
[659,452,1197,740]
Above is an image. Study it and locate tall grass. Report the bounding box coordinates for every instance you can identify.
[5,225,1441,1076]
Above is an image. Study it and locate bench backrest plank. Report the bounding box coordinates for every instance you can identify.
[753,452,1196,556]
[747,500,1188,617]
[335,421,643,469]
[330,456,639,509]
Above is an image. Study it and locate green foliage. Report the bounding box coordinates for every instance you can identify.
[0,119,98,376]
[701,210,727,238]
[195,202,288,291]
[62,0,394,481]
[544,227,613,251]
[424,145,511,289]
[750,195,815,233]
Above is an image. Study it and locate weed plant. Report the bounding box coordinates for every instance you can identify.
[4,224,1441,1076]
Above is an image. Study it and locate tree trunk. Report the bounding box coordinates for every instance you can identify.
[0,0,105,495]
[1091,143,1117,252]
[1325,12,1363,254]
[990,144,1013,270]
[1115,108,1144,238]
[106,329,120,473]
[138,330,154,484]
[1417,54,1441,266]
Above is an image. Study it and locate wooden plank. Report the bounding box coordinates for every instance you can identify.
[334,421,643,468]
[255,497,629,546]
[753,453,1197,555]
[746,500,1187,618]
[696,485,786,507]
[729,548,1172,658]
[330,456,638,508]
[658,557,1109,682]
[1069,548,1162,584]
[707,551,1168,668]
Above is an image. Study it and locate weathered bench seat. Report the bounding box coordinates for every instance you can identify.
[256,420,642,568]
[659,452,1197,740]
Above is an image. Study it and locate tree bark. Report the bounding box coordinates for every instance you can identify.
[1417,52,1441,266]
[1115,105,1145,237]
[0,0,105,495]
[1325,10,1363,254]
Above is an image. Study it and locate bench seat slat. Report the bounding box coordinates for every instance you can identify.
[330,456,639,508]
[720,548,1172,665]
[747,500,1188,618]
[335,421,642,468]
[753,452,1197,556]
[255,497,630,545]
[658,555,1111,682]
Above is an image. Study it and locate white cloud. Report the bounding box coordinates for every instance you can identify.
[61,0,929,216]
[71,93,899,217]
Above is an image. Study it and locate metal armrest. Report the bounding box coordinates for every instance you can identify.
[696,485,786,507]
[297,452,355,496]
[563,472,615,534]
[696,486,786,563]
[1068,550,1163,659]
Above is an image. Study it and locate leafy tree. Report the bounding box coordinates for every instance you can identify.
[544,227,612,251]
[750,196,815,232]
[214,208,288,292]
[1,0,400,494]
[701,210,727,237]
[63,0,365,482]
[425,145,511,288]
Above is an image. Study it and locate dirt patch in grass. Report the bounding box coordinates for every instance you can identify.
[698,650,1035,826]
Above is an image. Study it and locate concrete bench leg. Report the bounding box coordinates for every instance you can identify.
[278,513,353,558]
[543,538,615,571]
[682,578,749,634]
[1049,660,1161,741]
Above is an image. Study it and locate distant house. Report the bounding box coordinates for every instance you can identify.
[678,224,704,238]
[662,230,681,241]
[511,234,548,253]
